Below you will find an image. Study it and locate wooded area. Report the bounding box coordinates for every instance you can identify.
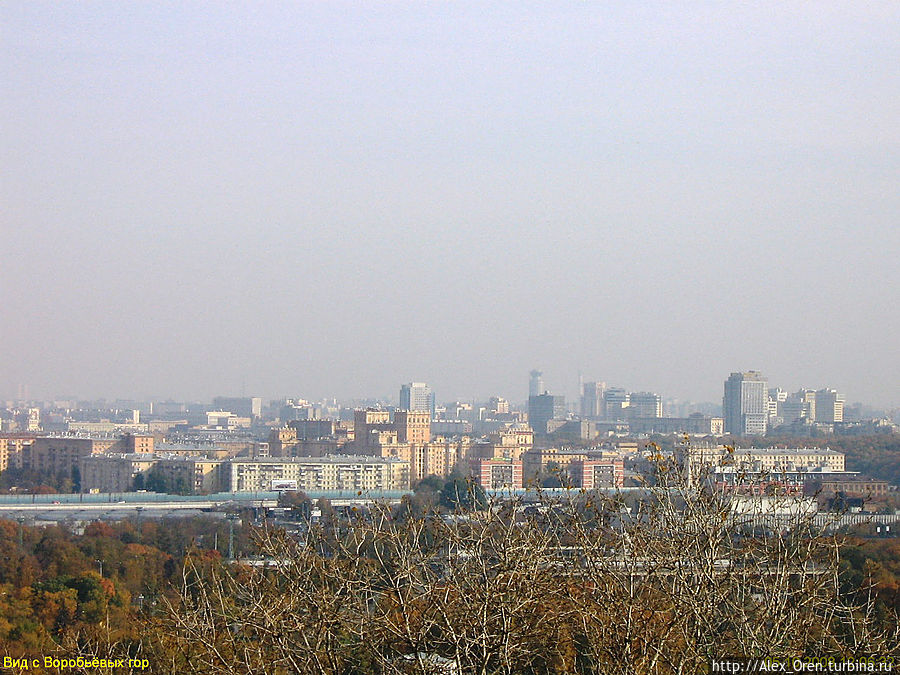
[1,463,899,673]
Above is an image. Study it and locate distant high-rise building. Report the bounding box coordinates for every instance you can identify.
[212,396,262,418]
[602,388,630,420]
[799,389,816,421]
[488,396,510,415]
[580,381,605,418]
[26,408,41,431]
[815,389,844,423]
[628,392,662,419]
[399,382,435,417]
[529,370,544,398]
[767,388,788,427]
[528,393,566,435]
[723,371,768,436]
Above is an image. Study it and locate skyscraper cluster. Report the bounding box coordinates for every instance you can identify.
[723,372,846,436]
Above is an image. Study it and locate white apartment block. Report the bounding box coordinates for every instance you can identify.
[225,456,410,492]
[690,447,845,473]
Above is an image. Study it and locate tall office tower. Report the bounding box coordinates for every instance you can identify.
[815,389,844,423]
[529,370,544,398]
[399,382,435,417]
[781,394,804,424]
[629,392,662,418]
[602,388,630,420]
[580,381,605,418]
[527,393,566,434]
[723,371,768,436]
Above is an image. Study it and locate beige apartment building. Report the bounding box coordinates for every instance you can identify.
[353,408,434,452]
[23,434,155,476]
[690,447,845,473]
[24,437,113,475]
[0,434,35,472]
[154,457,224,494]
[522,447,624,486]
[80,453,157,493]
[225,456,410,492]
[353,409,393,452]
[410,436,473,481]
[269,426,301,456]
[522,448,588,482]
[394,410,432,445]
[268,426,341,457]
[484,426,533,460]
[66,421,149,434]
[373,433,478,482]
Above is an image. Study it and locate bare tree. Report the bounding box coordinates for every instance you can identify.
[152,455,899,674]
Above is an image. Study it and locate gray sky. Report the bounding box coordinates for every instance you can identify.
[2,2,898,407]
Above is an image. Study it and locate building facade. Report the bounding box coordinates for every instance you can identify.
[815,389,844,423]
[580,381,605,419]
[723,371,768,436]
[602,388,630,420]
[529,370,544,398]
[528,394,566,434]
[394,410,432,445]
[80,453,157,493]
[628,392,662,419]
[689,446,846,473]
[470,457,523,490]
[211,397,263,418]
[627,415,724,436]
[0,435,34,472]
[225,456,410,492]
[399,383,435,416]
[569,457,625,489]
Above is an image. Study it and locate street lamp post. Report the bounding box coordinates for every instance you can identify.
[226,514,239,561]
[135,506,144,540]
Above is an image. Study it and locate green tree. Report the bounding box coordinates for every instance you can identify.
[439,477,487,511]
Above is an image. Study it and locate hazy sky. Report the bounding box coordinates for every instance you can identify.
[2,2,898,407]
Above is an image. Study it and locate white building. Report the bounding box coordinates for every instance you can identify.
[690,446,845,473]
[723,371,768,436]
[225,456,410,492]
[399,382,435,416]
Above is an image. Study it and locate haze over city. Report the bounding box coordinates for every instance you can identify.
[2,3,898,406]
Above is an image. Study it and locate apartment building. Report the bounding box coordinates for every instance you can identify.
[690,447,845,473]
[569,457,625,489]
[80,453,157,492]
[627,415,724,436]
[469,457,523,490]
[0,434,35,471]
[225,456,410,492]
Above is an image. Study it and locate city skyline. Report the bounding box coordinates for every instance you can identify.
[3,4,898,408]
[0,369,888,417]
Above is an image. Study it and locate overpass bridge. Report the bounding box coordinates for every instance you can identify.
[0,490,411,522]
